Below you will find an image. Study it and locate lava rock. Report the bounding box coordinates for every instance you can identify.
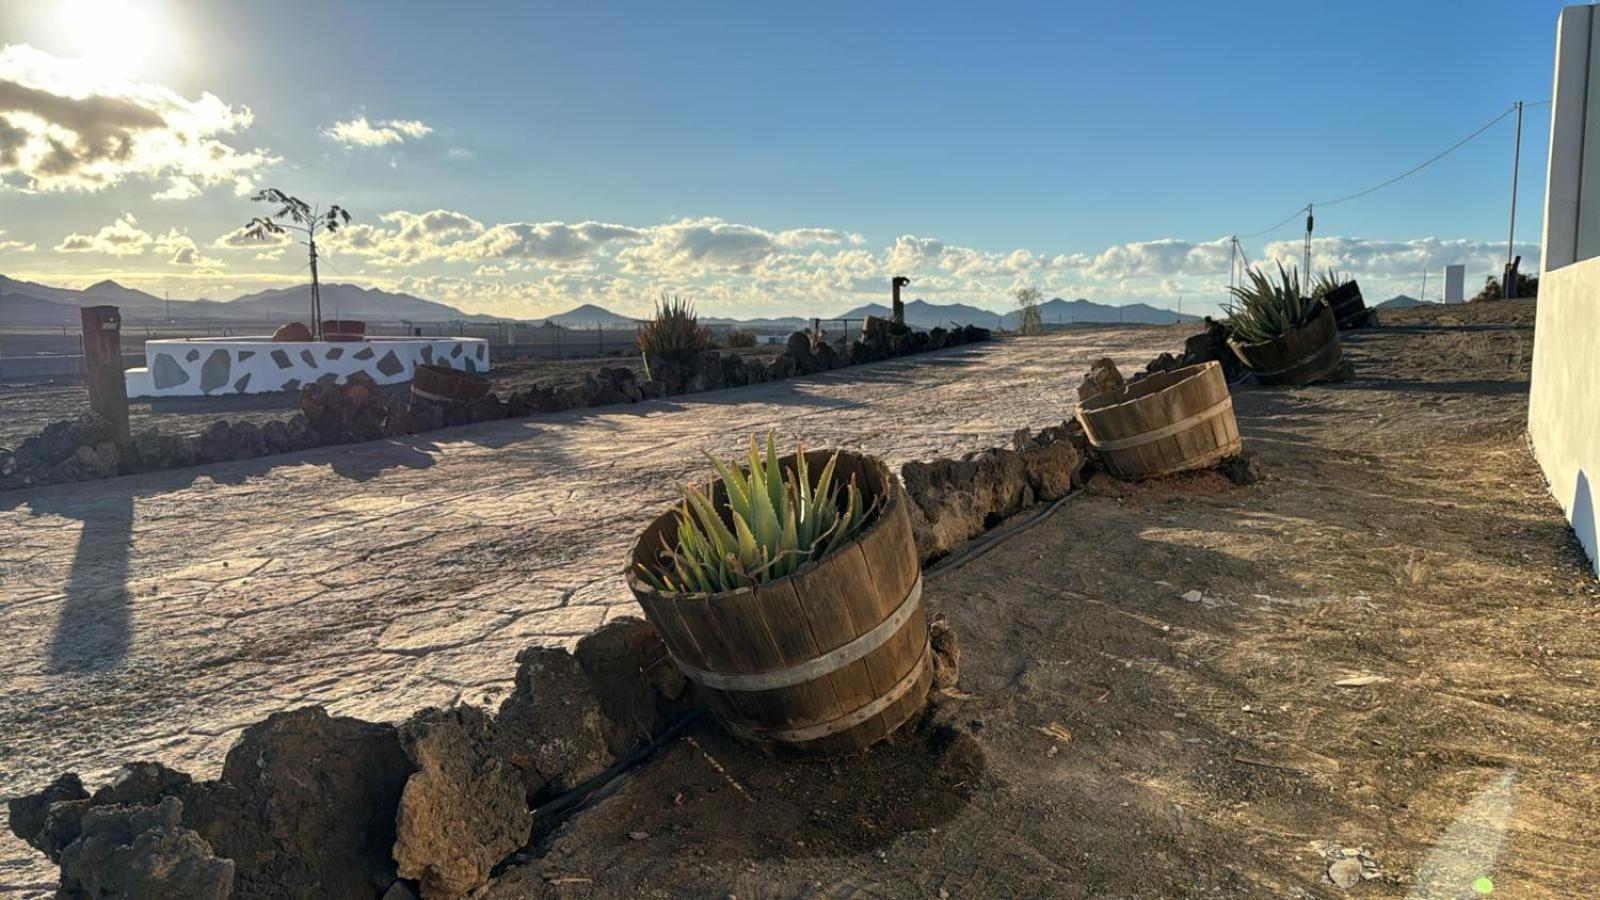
[901,448,1031,563]
[206,706,414,900]
[393,706,531,900]
[57,797,234,900]
[1076,358,1125,403]
[1220,450,1264,486]
[495,648,614,804]
[91,762,193,807]
[1018,438,1082,502]
[7,772,87,853]
[572,617,692,757]
[929,615,961,691]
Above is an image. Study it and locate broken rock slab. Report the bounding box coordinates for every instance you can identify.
[394,706,531,900]
[1076,357,1125,403]
[7,772,87,858]
[571,616,692,758]
[901,447,1031,563]
[57,797,234,900]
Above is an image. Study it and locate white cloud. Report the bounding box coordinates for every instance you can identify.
[1086,237,1233,279]
[55,213,151,255]
[154,228,221,266]
[0,228,34,252]
[0,44,277,193]
[323,116,433,147]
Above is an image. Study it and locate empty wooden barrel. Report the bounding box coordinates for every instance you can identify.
[411,363,490,404]
[322,320,368,342]
[1323,281,1370,330]
[1076,360,1242,480]
[1227,300,1344,387]
[627,449,930,758]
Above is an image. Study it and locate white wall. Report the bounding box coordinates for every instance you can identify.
[1531,5,1600,576]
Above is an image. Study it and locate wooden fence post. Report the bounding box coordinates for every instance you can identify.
[80,305,130,449]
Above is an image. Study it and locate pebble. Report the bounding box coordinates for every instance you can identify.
[629,831,650,841]
[1328,858,1363,889]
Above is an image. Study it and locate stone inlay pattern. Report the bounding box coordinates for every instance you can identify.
[124,337,490,398]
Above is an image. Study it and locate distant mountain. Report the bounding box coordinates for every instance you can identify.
[0,288,82,326]
[703,314,810,332]
[543,303,640,328]
[1013,297,1198,327]
[833,299,1008,329]
[216,282,498,323]
[1376,294,1434,309]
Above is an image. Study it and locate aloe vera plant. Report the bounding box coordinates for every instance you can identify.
[636,292,712,364]
[636,435,877,594]
[1225,262,1317,344]
[1311,268,1351,299]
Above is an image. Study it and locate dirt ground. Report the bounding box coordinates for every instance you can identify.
[0,347,780,448]
[482,299,1600,898]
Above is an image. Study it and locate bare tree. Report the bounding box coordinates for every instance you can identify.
[242,189,352,339]
[1012,284,1044,336]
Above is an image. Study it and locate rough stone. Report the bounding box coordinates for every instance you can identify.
[1076,357,1125,403]
[495,648,613,803]
[7,772,87,852]
[300,371,390,442]
[901,448,1031,563]
[1328,857,1363,889]
[1017,438,1082,502]
[393,706,531,900]
[57,797,234,900]
[91,761,193,807]
[206,706,414,900]
[1219,451,1264,486]
[571,617,692,756]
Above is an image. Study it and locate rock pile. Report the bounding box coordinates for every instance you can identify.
[3,325,990,493]
[8,618,696,900]
[900,422,1086,563]
[1134,317,1248,384]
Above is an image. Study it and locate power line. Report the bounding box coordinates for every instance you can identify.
[1232,102,1527,238]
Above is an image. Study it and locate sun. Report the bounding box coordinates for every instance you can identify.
[59,0,163,74]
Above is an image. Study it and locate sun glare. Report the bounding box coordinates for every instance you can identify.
[59,0,162,74]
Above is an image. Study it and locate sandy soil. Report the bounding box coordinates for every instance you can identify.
[483,299,1600,898]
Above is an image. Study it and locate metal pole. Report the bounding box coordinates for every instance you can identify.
[1508,100,1524,267]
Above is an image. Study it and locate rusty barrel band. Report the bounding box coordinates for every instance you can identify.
[1084,395,1235,453]
[667,574,924,692]
[723,639,931,743]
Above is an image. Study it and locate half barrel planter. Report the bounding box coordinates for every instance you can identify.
[1228,301,1344,387]
[1322,281,1370,329]
[1076,360,1242,479]
[626,449,931,758]
[411,363,490,405]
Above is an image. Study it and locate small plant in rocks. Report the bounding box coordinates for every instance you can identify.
[637,292,713,364]
[635,434,879,593]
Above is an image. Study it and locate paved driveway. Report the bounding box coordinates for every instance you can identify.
[0,327,1181,892]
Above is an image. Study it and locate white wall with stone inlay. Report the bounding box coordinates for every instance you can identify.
[125,336,491,397]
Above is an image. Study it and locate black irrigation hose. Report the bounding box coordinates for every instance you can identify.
[925,490,1084,579]
[528,706,706,826]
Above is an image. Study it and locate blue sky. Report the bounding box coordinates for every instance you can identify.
[0,0,1571,317]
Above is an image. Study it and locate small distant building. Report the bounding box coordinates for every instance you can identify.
[1442,264,1466,303]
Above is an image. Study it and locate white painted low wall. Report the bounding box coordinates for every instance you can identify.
[1528,258,1600,576]
[125,336,490,398]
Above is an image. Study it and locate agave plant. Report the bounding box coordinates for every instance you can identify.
[1225,262,1317,344]
[637,292,713,366]
[1311,268,1350,299]
[636,434,878,594]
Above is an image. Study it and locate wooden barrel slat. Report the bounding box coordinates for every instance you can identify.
[1227,301,1344,386]
[628,449,929,757]
[412,363,490,404]
[1076,361,1242,480]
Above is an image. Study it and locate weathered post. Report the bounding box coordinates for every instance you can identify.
[80,305,130,449]
[891,275,910,326]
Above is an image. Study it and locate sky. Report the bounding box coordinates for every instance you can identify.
[0,0,1571,319]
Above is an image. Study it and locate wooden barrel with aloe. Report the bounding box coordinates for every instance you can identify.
[626,435,930,757]
[1226,262,1344,386]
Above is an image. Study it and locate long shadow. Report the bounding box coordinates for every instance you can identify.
[1574,471,1597,576]
[44,493,134,673]
[1324,377,1528,397]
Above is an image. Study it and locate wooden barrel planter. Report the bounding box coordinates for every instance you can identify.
[1322,281,1370,330]
[321,320,368,342]
[1076,360,1242,479]
[1227,301,1343,387]
[626,449,930,758]
[411,363,490,405]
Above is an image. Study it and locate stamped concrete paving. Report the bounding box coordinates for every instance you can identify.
[0,327,1180,891]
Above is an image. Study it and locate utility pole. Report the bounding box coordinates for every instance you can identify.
[1505,99,1525,300]
[1302,205,1314,281]
[1420,268,1428,304]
